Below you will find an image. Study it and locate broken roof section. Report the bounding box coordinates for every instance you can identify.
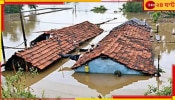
[72,18,156,75]
[5,21,103,70]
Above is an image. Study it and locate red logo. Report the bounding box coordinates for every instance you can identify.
[145,1,155,9]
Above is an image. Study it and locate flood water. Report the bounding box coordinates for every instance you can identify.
[2,2,175,98]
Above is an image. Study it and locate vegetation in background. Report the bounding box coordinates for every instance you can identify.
[151,12,161,23]
[2,67,39,98]
[91,5,107,14]
[122,2,143,13]
[150,11,175,23]
[121,2,174,23]
[5,5,37,14]
[144,79,172,96]
[161,11,175,18]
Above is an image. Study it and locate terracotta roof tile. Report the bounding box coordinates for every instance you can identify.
[72,18,156,75]
[7,21,103,70]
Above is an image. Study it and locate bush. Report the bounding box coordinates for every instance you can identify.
[152,12,161,23]
[2,68,38,98]
[91,5,107,13]
[144,79,172,96]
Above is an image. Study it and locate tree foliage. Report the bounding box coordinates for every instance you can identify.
[91,5,107,14]
[152,12,161,23]
[122,2,143,13]
[5,5,21,14]
[5,5,38,14]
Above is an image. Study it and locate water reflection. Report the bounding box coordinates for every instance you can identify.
[2,58,71,88]
[125,12,149,20]
[4,12,37,41]
[153,43,175,59]
[2,3,174,97]
[152,22,175,59]
[72,73,151,95]
[91,10,106,14]
[4,14,21,41]
[156,77,163,91]
[23,12,38,36]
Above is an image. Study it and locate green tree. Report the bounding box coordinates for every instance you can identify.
[122,2,143,13]
[5,5,38,14]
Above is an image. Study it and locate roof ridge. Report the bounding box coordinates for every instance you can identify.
[71,19,156,75]
[111,18,151,33]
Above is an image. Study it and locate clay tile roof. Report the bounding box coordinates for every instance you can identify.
[7,21,103,70]
[71,18,156,75]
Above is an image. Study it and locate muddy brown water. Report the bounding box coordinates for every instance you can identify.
[2,3,175,97]
[72,73,151,96]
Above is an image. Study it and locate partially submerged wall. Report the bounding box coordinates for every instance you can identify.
[75,57,143,75]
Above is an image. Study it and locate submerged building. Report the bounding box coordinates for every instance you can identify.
[71,18,156,75]
[5,21,103,71]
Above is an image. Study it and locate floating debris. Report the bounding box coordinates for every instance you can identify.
[155,34,161,41]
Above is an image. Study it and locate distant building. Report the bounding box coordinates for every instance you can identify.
[72,18,156,75]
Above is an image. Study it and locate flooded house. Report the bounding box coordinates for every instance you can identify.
[71,18,157,75]
[5,21,103,71]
